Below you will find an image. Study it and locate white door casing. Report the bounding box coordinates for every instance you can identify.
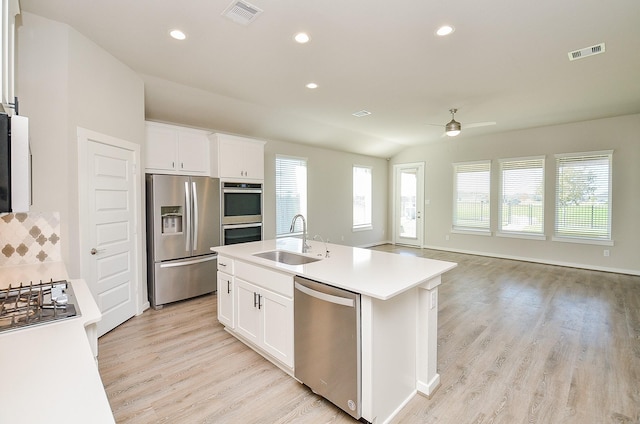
[393,162,425,247]
[78,128,142,337]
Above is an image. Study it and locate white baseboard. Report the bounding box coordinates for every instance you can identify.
[421,244,640,276]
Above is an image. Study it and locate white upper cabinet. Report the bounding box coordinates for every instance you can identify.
[210,133,265,181]
[145,121,209,175]
[1,0,20,109]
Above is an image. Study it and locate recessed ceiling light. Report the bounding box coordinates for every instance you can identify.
[436,25,454,36]
[306,82,318,89]
[294,32,310,44]
[169,29,186,40]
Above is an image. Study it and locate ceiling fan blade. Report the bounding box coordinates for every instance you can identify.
[464,121,497,129]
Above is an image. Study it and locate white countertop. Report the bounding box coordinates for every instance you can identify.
[212,238,457,300]
[0,262,115,424]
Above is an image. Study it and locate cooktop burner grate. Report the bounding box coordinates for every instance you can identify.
[0,280,78,333]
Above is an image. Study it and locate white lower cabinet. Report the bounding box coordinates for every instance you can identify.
[216,258,294,370]
[217,271,234,329]
[235,277,294,368]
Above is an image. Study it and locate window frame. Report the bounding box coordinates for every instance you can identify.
[352,165,373,231]
[452,160,492,234]
[553,150,613,245]
[497,156,545,239]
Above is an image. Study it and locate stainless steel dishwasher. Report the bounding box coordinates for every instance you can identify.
[294,275,362,420]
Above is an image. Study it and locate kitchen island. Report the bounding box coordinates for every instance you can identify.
[212,238,457,424]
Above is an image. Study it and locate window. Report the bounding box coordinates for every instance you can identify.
[453,161,491,232]
[499,157,544,235]
[555,151,612,241]
[353,166,372,230]
[276,155,307,236]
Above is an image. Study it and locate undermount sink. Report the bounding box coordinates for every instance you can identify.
[253,250,321,265]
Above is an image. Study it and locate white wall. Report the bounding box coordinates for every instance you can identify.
[263,139,388,247]
[390,114,640,274]
[16,12,145,277]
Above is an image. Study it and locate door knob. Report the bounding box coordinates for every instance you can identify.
[90,248,104,255]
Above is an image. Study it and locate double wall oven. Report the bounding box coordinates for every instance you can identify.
[221,182,263,245]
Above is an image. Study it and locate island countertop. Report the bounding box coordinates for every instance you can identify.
[212,238,457,300]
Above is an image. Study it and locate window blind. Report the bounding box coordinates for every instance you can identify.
[353,166,372,229]
[499,157,544,234]
[453,161,491,231]
[555,151,612,240]
[276,156,307,236]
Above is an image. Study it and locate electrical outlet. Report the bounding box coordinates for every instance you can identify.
[603,249,610,257]
[445,235,450,241]
[430,291,437,309]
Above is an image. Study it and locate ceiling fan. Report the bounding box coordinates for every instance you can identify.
[429,109,496,137]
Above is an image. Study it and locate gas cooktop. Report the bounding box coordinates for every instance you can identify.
[0,280,78,334]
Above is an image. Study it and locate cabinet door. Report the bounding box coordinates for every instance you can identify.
[146,124,178,171]
[1,0,20,106]
[241,140,264,180]
[218,137,246,179]
[217,271,234,328]
[178,131,209,173]
[235,278,261,344]
[261,289,294,368]
[216,136,264,180]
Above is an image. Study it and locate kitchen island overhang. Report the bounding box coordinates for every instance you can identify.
[212,238,457,424]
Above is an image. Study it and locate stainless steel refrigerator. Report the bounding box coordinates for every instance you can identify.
[146,174,220,309]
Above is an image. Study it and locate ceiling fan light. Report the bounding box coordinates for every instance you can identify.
[445,119,461,136]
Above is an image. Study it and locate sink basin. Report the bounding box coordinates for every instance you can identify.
[253,250,321,265]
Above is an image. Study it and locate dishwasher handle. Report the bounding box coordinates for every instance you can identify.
[295,282,355,308]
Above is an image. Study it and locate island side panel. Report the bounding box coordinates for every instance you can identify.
[362,289,419,423]
[416,275,441,395]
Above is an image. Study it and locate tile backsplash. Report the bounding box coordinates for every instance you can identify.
[0,212,62,266]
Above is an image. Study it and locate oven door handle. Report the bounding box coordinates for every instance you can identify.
[223,222,263,229]
[223,189,263,194]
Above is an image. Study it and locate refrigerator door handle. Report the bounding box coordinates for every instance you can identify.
[184,181,191,252]
[159,255,217,268]
[192,181,198,250]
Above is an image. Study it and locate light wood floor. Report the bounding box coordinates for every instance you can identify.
[98,247,640,423]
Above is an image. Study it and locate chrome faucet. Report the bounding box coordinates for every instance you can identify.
[290,214,311,253]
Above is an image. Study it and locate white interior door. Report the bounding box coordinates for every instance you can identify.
[393,163,424,247]
[78,128,141,336]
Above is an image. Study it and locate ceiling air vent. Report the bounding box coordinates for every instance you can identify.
[568,43,605,61]
[222,0,263,25]
[352,110,372,118]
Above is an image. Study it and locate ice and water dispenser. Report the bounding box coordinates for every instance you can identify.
[161,206,183,234]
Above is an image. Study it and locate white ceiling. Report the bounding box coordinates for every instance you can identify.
[20,0,640,158]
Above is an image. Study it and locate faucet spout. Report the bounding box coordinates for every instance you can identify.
[290,214,311,253]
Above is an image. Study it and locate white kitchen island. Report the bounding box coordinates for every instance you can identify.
[212,238,457,424]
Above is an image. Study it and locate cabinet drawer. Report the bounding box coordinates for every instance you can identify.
[235,261,293,298]
[217,255,234,274]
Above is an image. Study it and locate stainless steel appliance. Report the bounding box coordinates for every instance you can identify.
[0,113,30,213]
[222,222,262,245]
[221,181,263,245]
[145,174,220,309]
[294,276,362,420]
[0,280,78,333]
